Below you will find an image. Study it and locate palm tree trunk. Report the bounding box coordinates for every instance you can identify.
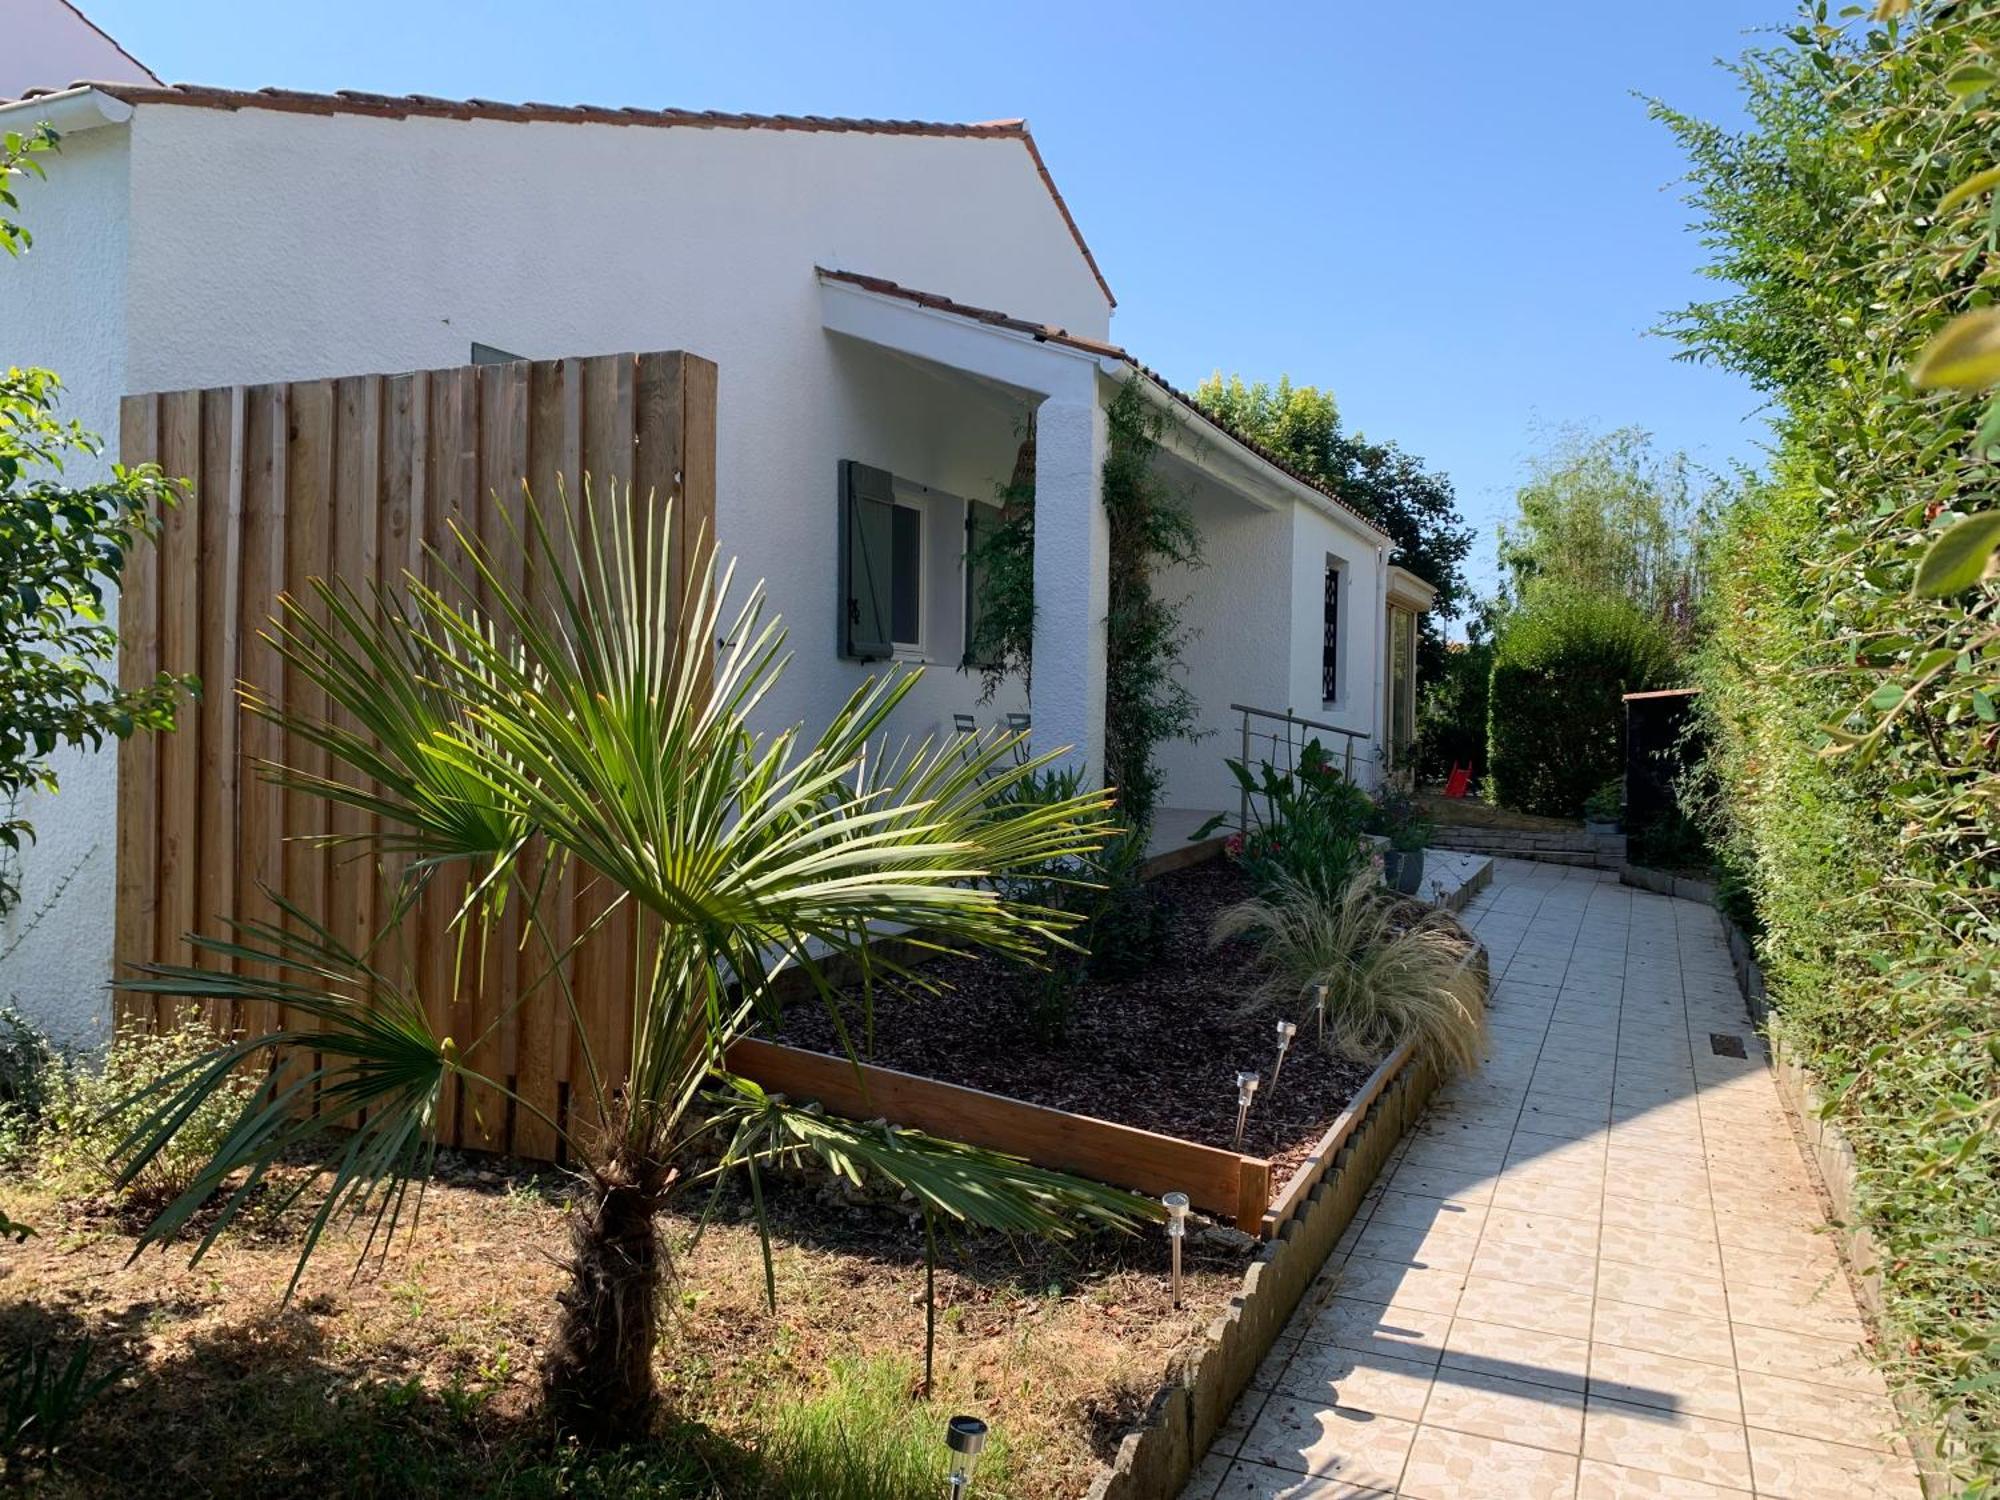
[542,1147,671,1443]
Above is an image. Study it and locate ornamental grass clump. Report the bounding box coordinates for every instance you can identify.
[1212,867,1485,1073]
[102,482,1154,1445]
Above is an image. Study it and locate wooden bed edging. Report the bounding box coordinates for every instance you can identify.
[1258,1039,1415,1238]
[724,1037,1272,1232]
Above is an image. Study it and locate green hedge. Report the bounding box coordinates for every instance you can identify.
[1485,589,1676,818]
[1659,4,2000,1484]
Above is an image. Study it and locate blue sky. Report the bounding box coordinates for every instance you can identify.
[86,0,1786,606]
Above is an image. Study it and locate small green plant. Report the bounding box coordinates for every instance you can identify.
[1583,779,1623,826]
[1212,867,1486,1072]
[759,1356,1012,1500]
[1,1335,122,1465]
[37,1017,259,1206]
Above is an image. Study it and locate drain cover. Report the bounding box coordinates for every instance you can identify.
[1709,1033,1747,1059]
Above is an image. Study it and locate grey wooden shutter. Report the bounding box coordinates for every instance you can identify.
[840,460,895,660]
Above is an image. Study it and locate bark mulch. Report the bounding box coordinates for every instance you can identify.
[769,859,1379,1188]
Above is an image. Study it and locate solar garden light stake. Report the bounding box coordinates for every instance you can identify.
[1162,1191,1190,1308]
[945,1415,988,1497]
[1314,982,1329,1045]
[1233,1071,1260,1152]
[1271,1019,1297,1092]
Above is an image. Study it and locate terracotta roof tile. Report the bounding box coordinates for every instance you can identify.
[817,269,1388,539]
[25,80,1114,306]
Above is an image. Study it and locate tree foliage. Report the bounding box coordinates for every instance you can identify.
[1658,2,2000,1483]
[1497,426,1714,645]
[1,128,192,914]
[1485,588,1677,818]
[1192,373,1474,680]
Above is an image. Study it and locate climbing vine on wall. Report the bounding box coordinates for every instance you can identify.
[1100,380,1202,833]
[965,380,1203,834]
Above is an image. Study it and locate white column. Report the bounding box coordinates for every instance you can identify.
[1028,385,1110,783]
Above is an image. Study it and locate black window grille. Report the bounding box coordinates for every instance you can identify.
[1322,562,1340,701]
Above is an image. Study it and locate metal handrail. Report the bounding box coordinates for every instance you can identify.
[1227,703,1369,742]
[1228,703,1375,835]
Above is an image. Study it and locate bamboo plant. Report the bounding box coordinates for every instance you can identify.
[107,483,1152,1441]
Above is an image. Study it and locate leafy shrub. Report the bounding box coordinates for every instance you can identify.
[1212,868,1486,1072]
[0,1004,53,1165]
[1202,740,1372,894]
[758,1356,1011,1500]
[986,766,1160,1040]
[37,1017,258,1206]
[1486,588,1676,817]
[1582,780,1622,825]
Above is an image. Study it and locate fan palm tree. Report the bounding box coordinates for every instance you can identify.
[107,483,1151,1441]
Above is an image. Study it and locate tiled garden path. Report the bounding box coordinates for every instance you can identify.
[1181,859,1920,1499]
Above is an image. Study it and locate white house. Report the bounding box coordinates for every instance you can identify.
[1,54,1433,1044]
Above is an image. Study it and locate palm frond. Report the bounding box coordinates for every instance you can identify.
[108,907,468,1298]
[707,1077,1158,1240]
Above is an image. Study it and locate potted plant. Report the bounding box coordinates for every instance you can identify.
[1366,784,1433,896]
[1584,778,1623,834]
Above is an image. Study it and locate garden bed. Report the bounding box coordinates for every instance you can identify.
[769,862,1379,1195]
[0,1159,1249,1499]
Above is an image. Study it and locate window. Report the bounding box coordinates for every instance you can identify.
[962,499,1004,670]
[1321,558,1342,703]
[1389,604,1416,762]
[838,461,952,661]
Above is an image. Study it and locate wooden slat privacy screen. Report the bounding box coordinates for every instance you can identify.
[116,351,718,1160]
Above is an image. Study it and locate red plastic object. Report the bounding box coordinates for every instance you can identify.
[1443,764,1471,799]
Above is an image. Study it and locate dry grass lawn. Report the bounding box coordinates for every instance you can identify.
[0,1159,1246,1498]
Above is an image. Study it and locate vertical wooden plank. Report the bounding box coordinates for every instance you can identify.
[196,387,244,1037]
[573,354,637,1118]
[324,376,379,1129]
[234,382,284,1045]
[155,389,204,1023]
[114,393,163,1028]
[677,353,719,700]
[407,367,460,1148]
[283,379,336,1101]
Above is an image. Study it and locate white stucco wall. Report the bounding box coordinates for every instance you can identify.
[1288,504,1388,785]
[1153,474,1291,818]
[2,99,1103,1041]
[0,120,129,1047]
[1154,480,1388,819]
[0,0,156,101]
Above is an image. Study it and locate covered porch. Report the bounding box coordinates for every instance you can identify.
[815,268,1408,844]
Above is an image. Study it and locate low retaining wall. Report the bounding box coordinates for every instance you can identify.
[1620,863,1718,905]
[1720,919,1955,1496]
[1429,825,1625,870]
